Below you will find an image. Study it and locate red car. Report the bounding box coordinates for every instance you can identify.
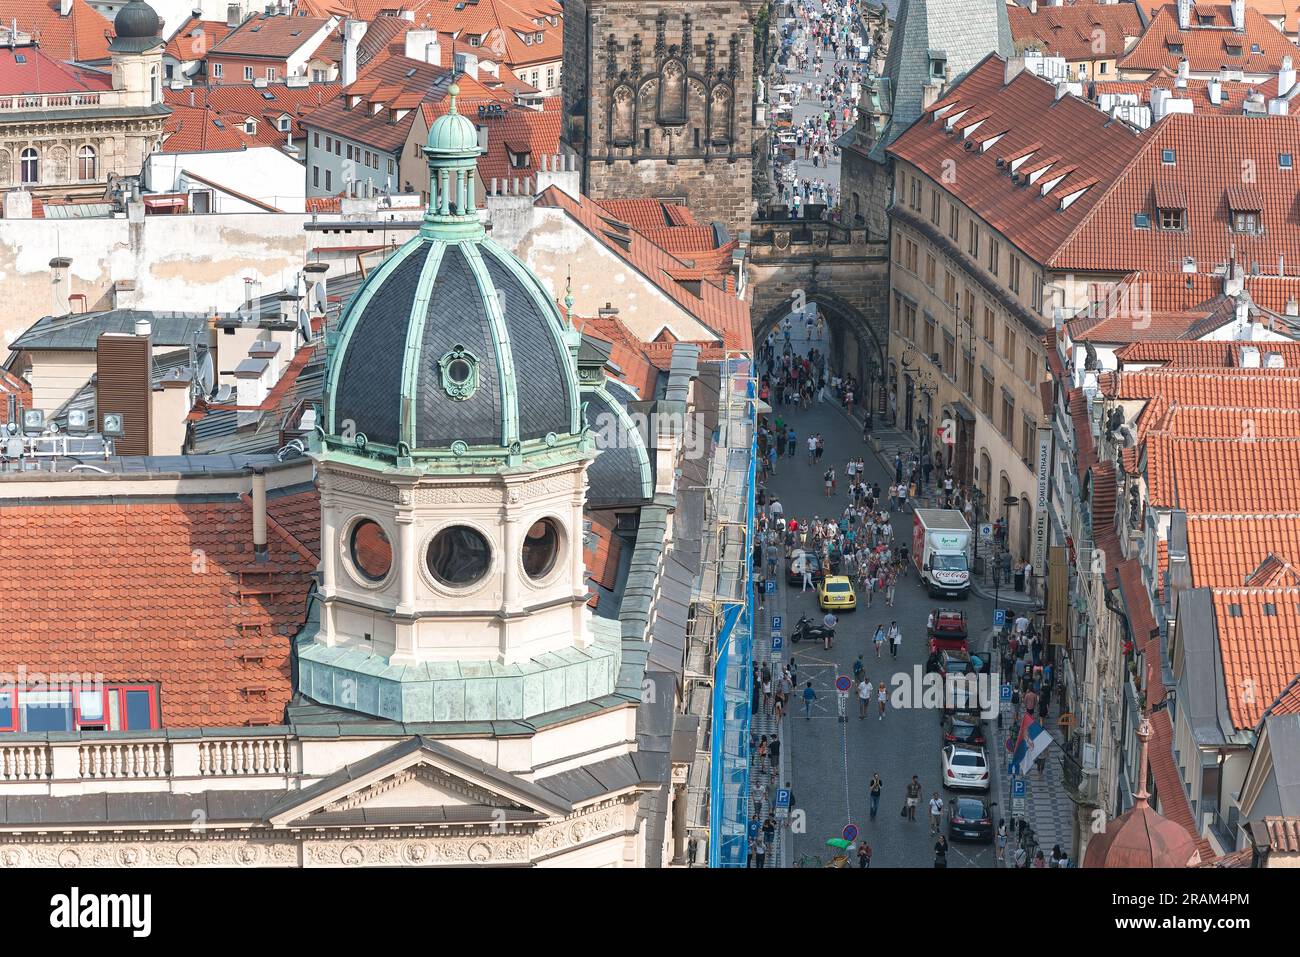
[927,608,969,655]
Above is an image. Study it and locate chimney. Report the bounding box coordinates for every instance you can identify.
[277,291,301,325]
[1029,0,1037,12]
[1004,56,1027,86]
[59,0,72,16]
[96,330,152,456]
[151,366,193,455]
[536,152,580,199]
[234,357,270,426]
[1150,87,1170,121]
[1264,351,1285,368]
[1268,97,1289,115]
[303,261,329,316]
[1230,0,1245,31]
[341,19,368,87]
[112,279,139,310]
[454,51,479,80]
[1240,345,1261,367]
[1279,56,1296,96]
[1208,76,1223,104]
[249,339,283,384]
[403,29,442,65]
[1177,58,1189,82]
[1176,0,1191,30]
[1286,297,1299,317]
[251,467,268,563]
[227,3,240,28]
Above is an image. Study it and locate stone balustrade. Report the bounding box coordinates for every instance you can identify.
[0,91,128,112]
[0,734,299,792]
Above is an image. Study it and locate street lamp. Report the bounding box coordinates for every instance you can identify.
[992,495,1020,635]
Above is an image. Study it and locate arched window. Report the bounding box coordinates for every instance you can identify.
[77,145,97,181]
[611,85,635,146]
[150,66,160,103]
[657,59,686,125]
[19,148,38,185]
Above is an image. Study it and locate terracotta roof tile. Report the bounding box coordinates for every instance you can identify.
[1187,514,1300,585]
[1148,709,1204,844]
[889,55,1148,265]
[163,16,233,61]
[8,0,112,63]
[1146,433,1300,511]
[1263,815,1300,851]
[1121,3,1297,75]
[1011,1,1143,60]
[1092,74,1300,116]
[573,314,660,400]
[210,14,333,60]
[0,43,112,95]
[0,493,317,728]
[1210,588,1300,728]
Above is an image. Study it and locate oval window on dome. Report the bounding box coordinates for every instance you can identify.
[427,525,491,586]
[522,518,561,580]
[350,519,393,582]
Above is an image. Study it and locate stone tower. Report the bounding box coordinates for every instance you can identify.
[562,0,757,237]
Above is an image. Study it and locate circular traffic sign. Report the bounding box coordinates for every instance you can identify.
[835,675,852,693]
[842,823,859,843]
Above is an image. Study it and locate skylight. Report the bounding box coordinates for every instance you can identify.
[1161,149,1176,165]
[1132,212,1150,229]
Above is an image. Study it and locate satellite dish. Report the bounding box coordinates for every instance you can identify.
[298,308,312,344]
[196,350,215,397]
[313,282,326,312]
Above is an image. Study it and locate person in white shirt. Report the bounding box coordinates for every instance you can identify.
[857,677,871,719]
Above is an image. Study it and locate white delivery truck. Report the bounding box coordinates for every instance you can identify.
[912,509,973,599]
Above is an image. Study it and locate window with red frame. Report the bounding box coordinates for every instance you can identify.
[0,684,159,733]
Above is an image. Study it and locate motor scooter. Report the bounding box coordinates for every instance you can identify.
[792,614,833,647]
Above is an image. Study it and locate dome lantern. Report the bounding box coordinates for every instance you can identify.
[420,81,486,242]
[108,0,163,54]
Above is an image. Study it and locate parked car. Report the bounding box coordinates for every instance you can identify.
[948,796,994,843]
[817,575,857,612]
[785,550,824,586]
[942,745,990,792]
[937,649,994,715]
[927,608,969,654]
[941,713,987,748]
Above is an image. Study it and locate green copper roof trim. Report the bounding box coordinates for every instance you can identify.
[601,384,654,499]
[325,236,425,436]
[481,236,583,436]
[397,240,447,452]
[461,241,520,448]
[314,428,593,476]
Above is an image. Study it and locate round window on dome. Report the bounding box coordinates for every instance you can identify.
[427,525,491,587]
[522,518,561,580]
[447,358,472,385]
[350,519,393,582]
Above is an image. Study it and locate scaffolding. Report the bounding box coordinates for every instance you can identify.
[682,351,757,867]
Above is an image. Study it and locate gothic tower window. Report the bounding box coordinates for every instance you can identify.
[657,59,686,125]
[611,84,635,146]
[709,84,732,145]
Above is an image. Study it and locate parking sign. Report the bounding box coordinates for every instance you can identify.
[772,634,784,652]
[993,608,1006,628]
[772,616,782,632]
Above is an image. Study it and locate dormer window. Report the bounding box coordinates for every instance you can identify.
[1226,44,1243,57]
[507,147,531,168]
[1168,42,1184,54]
[930,57,946,79]
[1233,210,1260,234]
[278,116,291,132]
[1159,208,1184,230]
[244,118,257,134]
[1198,13,1214,24]
[1161,148,1176,165]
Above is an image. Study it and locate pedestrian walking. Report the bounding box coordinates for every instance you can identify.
[857,676,871,719]
[876,681,887,721]
[757,735,769,772]
[802,681,816,720]
[869,773,883,819]
[929,793,944,834]
[769,736,780,772]
[857,842,872,868]
[934,835,949,868]
[873,623,885,658]
[996,819,1008,863]
[904,775,921,820]
[889,621,900,659]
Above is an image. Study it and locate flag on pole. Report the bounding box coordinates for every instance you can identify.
[1010,713,1052,774]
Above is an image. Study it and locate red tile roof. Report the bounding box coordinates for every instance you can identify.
[584,512,623,590]
[1102,366,1300,406]
[1116,340,1300,366]
[1052,114,1300,272]
[1210,588,1300,728]
[9,0,112,63]
[164,82,341,151]
[1092,73,1300,115]
[1145,432,1300,511]
[1187,514,1300,584]
[1264,673,1300,717]
[161,102,259,152]
[0,43,112,95]
[1147,708,1206,848]
[573,313,661,400]
[536,186,751,353]
[0,492,318,728]
[888,55,1149,265]
[210,14,333,60]
[163,16,233,62]
[1121,3,1298,75]
[1009,1,1144,60]
[1263,815,1300,850]
[421,97,561,184]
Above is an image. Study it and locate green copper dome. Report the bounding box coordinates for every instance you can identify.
[318,80,588,474]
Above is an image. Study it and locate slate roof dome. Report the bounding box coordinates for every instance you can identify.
[109,0,163,53]
[321,84,584,471]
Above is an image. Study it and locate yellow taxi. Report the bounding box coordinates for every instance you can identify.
[817,575,857,612]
